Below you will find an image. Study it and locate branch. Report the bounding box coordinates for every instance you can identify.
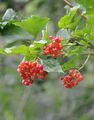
[64,0,88,20]
[64,0,73,7]
[78,52,91,70]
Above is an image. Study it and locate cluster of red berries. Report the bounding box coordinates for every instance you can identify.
[43,36,62,58]
[61,69,84,88]
[17,61,48,86]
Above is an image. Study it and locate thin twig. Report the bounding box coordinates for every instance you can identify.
[78,52,91,70]
[64,0,73,7]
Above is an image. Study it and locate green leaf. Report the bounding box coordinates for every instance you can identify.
[0,21,8,29]
[25,52,38,61]
[74,0,94,16]
[25,40,47,60]
[58,6,79,29]
[1,24,33,42]
[67,45,87,56]
[41,58,63,73]
[23,40,47,60]
[4,45,29,55]
[72,25,91,39]
[14,16,49,37]
[62,58,76,71]
[0,40,47,61]
[29,40,46,51]
[80,40,89,46]
[69,16,81,29]
[86,16,94,31]
[62,51,85,71]
[58,15,71,29]
[76,19,86,30]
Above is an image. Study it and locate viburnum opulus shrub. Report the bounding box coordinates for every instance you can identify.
[0,0,93,88]
[17,36,84,87]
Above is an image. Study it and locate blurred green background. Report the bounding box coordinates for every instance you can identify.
[0,0,94,120]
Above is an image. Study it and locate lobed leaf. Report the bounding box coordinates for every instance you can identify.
[58,6,80,29]
[14,16,49,37]
[1,25,33,41]
[62,59,76,71]
[4,45,29,55]
[41,58,63,73]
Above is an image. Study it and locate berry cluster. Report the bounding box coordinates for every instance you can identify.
[17,61,48,86]
[61,69,84,88]
[43,36,62,58]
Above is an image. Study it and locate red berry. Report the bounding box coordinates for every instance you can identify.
[22,80,31,86]
[61,69,84,88]
[44,50,50,55]
[69,70,75,75]
[61,75,64,80]
[49,36,55,40]
[52,48,58,53]
[52,54,57,58]
[17,61,48,86]
[43,36,63,59]
[65,75,72,80]
[72,73,77,78]
[39,70,44,75]
[31,61,37,67]
[75,73,81,78]
[58,45,62,50]
[40,75,45,80]
[37,64,43,70]
[43,71,48,75]
[78,75,84,81]
[54,37,61,43]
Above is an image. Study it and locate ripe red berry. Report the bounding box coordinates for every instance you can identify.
[61,69,84,88]
[43,36,63,58]
[54,37,61,43]
[52,54,57,58]
[58,44,62,50]
[69,70,75,75]
[61,75,64,80]
[44,50,50,55]
[17,61,48,86]
[75,73,81,78]
[39,70,44,75]
[40,75,45,80]
[37,64,43,70]
[31,61,37,67]
[49,36,55,40]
